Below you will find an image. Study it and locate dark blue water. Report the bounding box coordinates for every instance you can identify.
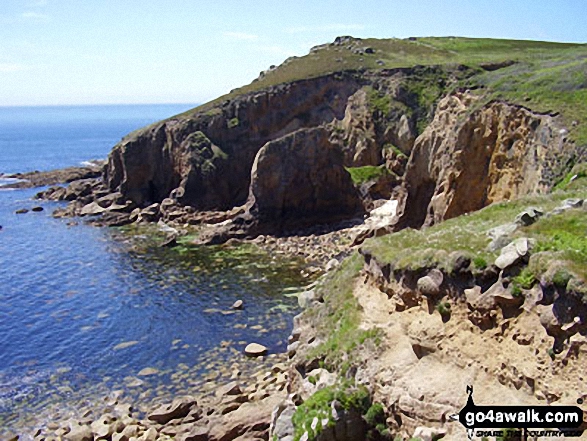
[0,104,194,174]
[0,105,305,436]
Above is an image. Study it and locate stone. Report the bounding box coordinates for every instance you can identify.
[80,201,106,216]
[139,203,160,222]
[325,258,340,271]
[137,367,159,376]
[232,300,244,310]
[495,237,534,269]
[121,424,140,439]
[15,208,29,214]
[515,207,544,226]
[66,422,93,441]
[91,415,116,439]
[215,381,242,397]
[138,427,157,441]
[297,290,317,308]
[178,426,209,441]
[495,248,520,270]
[417,269,443,296]
[244,343,268,357]
[552,198,584,214]
[31,206,44,212]
[148,396,197,425]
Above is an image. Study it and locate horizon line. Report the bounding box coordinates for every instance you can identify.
[0,102,200,109]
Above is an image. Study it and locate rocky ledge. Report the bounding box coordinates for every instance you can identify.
[1,161,104,190]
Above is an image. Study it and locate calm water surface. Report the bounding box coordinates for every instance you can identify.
[0,105,306,436]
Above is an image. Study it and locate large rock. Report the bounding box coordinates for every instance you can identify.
[244,343,268,357]
[148,396,197,424]
[244,127,364,233]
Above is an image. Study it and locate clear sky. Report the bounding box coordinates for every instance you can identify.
[1,0,585,106]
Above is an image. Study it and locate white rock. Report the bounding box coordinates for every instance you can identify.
[244,343,268,356]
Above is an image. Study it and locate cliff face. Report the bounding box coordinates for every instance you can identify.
[104,72,364,210]
[245,127,364,231]
[102,66,466,218]
[395,92,576,229]
[101,66,579,237]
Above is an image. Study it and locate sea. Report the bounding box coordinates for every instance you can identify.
[0,104,305,437]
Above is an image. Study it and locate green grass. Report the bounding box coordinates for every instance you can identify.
[383,143,406,158]
[524,210,587,279]
[292,382,372,441]
[170,37,587,123]
[511,267,537,297]
[366,86,395,117]
[362,178,587,280]
[227,117,240,129]
[305,253,382,371]
[554,163,587,191]
[292,384,368,440]
[346,165,389,185]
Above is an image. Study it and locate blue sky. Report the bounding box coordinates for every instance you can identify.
[0,0,585,106]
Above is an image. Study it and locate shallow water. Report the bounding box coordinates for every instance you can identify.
[0,105,308,437]
[0,188,307,436]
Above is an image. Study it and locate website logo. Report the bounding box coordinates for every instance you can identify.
[453,386,584,439]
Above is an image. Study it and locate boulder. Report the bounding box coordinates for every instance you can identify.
[232,300,244,310]
[494,237,533,270]
[215,381,242,397]
[80,202,106,216]
[417,269,443,296]
[552,198,584,214]
[66,422,93,441]
[515,207,544,226]
[412,426,447,441]
[244,343,268,357]
[148,396,197,424]
[139,203,160,222]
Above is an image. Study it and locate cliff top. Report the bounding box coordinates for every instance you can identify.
[159,36,587,145]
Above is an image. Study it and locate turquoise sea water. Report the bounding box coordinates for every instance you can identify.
[0,105,305,436]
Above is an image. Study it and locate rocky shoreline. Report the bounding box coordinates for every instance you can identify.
[6,164,365,441]
[1,161,104,190]
[14,352,294,441]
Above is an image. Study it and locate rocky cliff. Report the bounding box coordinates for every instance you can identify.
[100,66,475,233]
[104,72,364,211]
[395,92,577,229]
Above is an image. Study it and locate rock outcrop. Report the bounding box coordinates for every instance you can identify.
[395,92,577,229]
[245,127,364,232]
[195,127,365,243]
[104,72,364,210]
